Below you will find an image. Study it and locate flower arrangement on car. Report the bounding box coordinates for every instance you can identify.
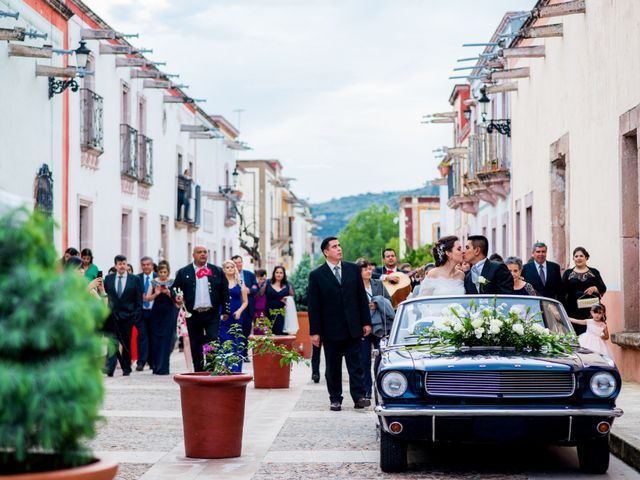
[416,299,577,353]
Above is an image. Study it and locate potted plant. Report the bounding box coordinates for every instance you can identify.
[289,254,313,358]
[174,324,252,459]
[0,209,117,479]
[249,316,306,389]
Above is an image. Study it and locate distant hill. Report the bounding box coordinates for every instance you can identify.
[311,183,439,237]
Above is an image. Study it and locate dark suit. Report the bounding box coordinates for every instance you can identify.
[372,265,399,280]
[522,261,563,300]
[464,259,514,295]
[104,272,144,375]
[240,270,259,338]
[172,263,230,372]
[308,262,371,404]
[136,272,157,369]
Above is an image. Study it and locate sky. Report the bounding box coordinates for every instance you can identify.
[86,0,536,203]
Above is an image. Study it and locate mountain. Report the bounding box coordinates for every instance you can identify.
[310,183,440,237]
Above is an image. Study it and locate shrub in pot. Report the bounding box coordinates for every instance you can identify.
[0,209,117,478]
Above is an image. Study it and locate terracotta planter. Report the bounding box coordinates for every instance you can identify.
[293,312,312,359]
[2,457,118,480]
[174,372,252,458]
[249,335,296,388]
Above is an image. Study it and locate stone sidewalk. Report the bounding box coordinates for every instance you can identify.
[93,353,640,479]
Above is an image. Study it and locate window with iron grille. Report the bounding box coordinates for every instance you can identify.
[80,89,104,154]
[120,124,138,179]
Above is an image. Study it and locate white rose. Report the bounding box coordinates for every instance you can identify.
[489,319,502,334]
[478,276,487,285]
[512,324,525,335]
[509,305,525,317]
[453,322,464,332]
[471,317,484,329]
[531,323,545,334]
[474,328,484,338]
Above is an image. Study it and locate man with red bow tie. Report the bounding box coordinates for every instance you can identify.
[372,248,401,283]
[173,245,230,372]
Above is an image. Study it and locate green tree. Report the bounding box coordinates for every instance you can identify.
[289,253,313,311]
[402,243,435,268]
[338,204,398,262]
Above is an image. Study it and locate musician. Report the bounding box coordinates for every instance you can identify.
[372,248,401,282]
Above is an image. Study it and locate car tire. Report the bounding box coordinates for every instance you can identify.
[380,429,407,473]
[577,435,610,474]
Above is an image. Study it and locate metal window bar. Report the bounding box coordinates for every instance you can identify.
[120,124,138,178]
[137,134,153,185]
[80,88,104,154]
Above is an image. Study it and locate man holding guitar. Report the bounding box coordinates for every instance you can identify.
[374,248,425,307]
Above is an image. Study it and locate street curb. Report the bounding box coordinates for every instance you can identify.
[610,432,640,472]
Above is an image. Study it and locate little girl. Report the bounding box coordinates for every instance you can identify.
[570,304,613,358]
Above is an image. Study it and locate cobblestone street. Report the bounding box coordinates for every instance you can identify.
[95,352,638,479]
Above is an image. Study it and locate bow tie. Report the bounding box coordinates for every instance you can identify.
[196,267,212,279]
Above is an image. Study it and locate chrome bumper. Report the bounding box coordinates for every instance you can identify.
[375,406,624,418]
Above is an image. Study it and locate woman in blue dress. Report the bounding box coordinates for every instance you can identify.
[260,266,295,335]
[219,260,249,372]
[144,260,178,375]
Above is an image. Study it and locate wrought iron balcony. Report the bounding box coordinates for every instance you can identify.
[446,156,478,215]
[120,124,138,179]
[467,131,510,202]
[137,134,153,185]
[80,88,104,154]
[175,174,200,229]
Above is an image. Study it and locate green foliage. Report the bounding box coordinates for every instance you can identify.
[0,209,109,472]
[402,243,435,268]
[338,204,398,262]
[311,183,440,237]
[289,254,313,311]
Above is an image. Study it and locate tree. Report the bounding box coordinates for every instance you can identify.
[289,253,313,311]
[338,204,398,262]
[402,243,435,268]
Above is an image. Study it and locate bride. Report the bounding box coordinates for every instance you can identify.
[418,235,466,296]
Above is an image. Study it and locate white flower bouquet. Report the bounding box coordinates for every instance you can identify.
[417,299,576,353]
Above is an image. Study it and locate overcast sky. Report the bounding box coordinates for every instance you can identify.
[87,0,536,202]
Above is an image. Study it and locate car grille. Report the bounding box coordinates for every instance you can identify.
[425,371,575,398]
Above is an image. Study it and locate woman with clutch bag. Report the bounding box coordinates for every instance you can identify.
[145,261,178,375]
[562,247,607,335]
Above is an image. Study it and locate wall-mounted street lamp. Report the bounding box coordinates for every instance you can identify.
[48,41,91,98]
[476,86,511,137]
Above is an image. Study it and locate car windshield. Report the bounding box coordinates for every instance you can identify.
[391,295,573,346]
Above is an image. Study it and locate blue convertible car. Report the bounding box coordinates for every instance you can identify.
[374,295,623,473]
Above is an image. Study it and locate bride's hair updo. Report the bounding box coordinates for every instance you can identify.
[432,235,459,267]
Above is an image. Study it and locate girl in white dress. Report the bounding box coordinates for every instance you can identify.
[418,236,466,297]
[570,304,613,358]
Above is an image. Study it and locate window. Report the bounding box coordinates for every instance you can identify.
[515,209,522,259]
[121,82,130,125]
[139,214,147,258]
[525,206,533,255]
[121,211,131,257]
[79,201,92,250]
[160,217,169,261]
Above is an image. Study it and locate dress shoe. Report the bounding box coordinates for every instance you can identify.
[354,398,371,409]
[136,365,144,371]
[123,371,131,376]
[106,372,114,377]
[329,402,342,411]
[312,373,320,383]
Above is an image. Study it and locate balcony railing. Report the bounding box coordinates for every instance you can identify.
[467,130,510,201]
[80,88,104,154]
[175,174,200,228]
[447,156,478,214]
[120,124,138,179]
[137,134,153,185]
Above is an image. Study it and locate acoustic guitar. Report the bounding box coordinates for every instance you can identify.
[382,268,423,308]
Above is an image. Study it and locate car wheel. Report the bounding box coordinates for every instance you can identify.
[380,429,407,472]
[577,435,610,474]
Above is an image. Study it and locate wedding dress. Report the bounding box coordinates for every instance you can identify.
[418,277,465,297]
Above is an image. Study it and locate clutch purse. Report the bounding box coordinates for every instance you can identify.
[577,294,600,309]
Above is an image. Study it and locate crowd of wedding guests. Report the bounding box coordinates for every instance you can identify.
[61,246,296,377]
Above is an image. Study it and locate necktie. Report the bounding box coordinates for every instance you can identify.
[117,276,124,297]
[386,269,394,275]
[333,265,342,283]
[143,275,150,308]
[538,264,546,286]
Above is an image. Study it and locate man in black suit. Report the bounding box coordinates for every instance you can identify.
[135,256,157,371]
[463,235,514,295]
[522,242,564,300]
[173,245,230,372]
[372,248,400,281]
[308,236,372,411]
[103,254,144,376]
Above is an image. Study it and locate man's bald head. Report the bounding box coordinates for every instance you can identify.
[192,245,208,267]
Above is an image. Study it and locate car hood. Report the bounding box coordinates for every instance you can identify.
[380,346,614,372]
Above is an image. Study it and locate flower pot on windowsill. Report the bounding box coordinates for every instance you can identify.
[174,372,253,458]
[249,335,297,388]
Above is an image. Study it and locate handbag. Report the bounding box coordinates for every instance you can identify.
[283,296,299,334]
[577,293,600,309]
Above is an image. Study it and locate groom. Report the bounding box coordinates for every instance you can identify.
[463,235,514,294]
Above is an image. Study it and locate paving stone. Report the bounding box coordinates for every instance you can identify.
[270,417,377,451]
[114,463,153,480]
[91,416,183,452]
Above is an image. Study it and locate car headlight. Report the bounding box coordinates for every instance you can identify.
[381,371,408,397]
[590,372,617,397]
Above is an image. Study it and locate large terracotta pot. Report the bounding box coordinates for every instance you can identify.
[293,312,312,359]
[249,335,296,388]
[174,372,252,458]
[2,457,118,480]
